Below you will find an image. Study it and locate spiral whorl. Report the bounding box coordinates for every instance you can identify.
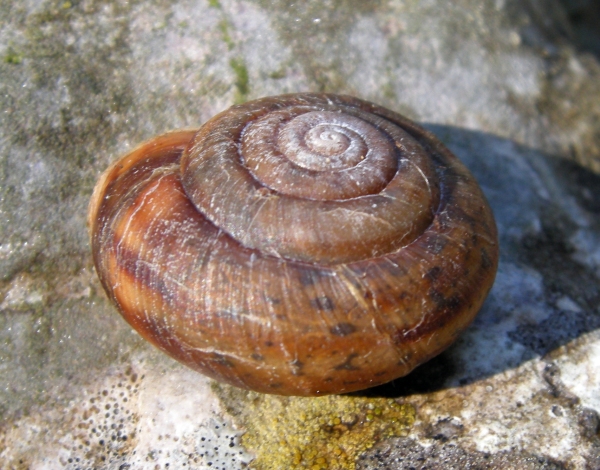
[181,94,440,264]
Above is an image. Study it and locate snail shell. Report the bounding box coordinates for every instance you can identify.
[89,93,498,396]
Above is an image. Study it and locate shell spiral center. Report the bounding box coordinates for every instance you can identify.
[278,111,369,171]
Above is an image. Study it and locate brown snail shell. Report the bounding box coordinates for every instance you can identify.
[88,93,498,396]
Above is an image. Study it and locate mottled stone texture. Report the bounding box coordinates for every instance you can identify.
[0,0,599,469]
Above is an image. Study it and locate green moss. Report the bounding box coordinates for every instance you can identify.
[218,19,235,50]
[4,47,23,65]
[208,0,221,7]
[230,57,249,103]
[215,385,415,470]
[269,68,287,79]
[214,6,249,102]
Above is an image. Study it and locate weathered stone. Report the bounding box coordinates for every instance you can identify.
[0,0,599,469]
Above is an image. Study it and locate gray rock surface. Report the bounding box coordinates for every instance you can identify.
[0,0,599,469]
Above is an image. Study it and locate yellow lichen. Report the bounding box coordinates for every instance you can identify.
[215,385,415,470]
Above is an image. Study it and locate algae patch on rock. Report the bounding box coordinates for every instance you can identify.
[215,385,416,470]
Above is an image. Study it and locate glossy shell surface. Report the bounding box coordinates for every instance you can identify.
[89,93,498,396]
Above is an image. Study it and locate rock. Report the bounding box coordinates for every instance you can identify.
[0,0,599,469]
